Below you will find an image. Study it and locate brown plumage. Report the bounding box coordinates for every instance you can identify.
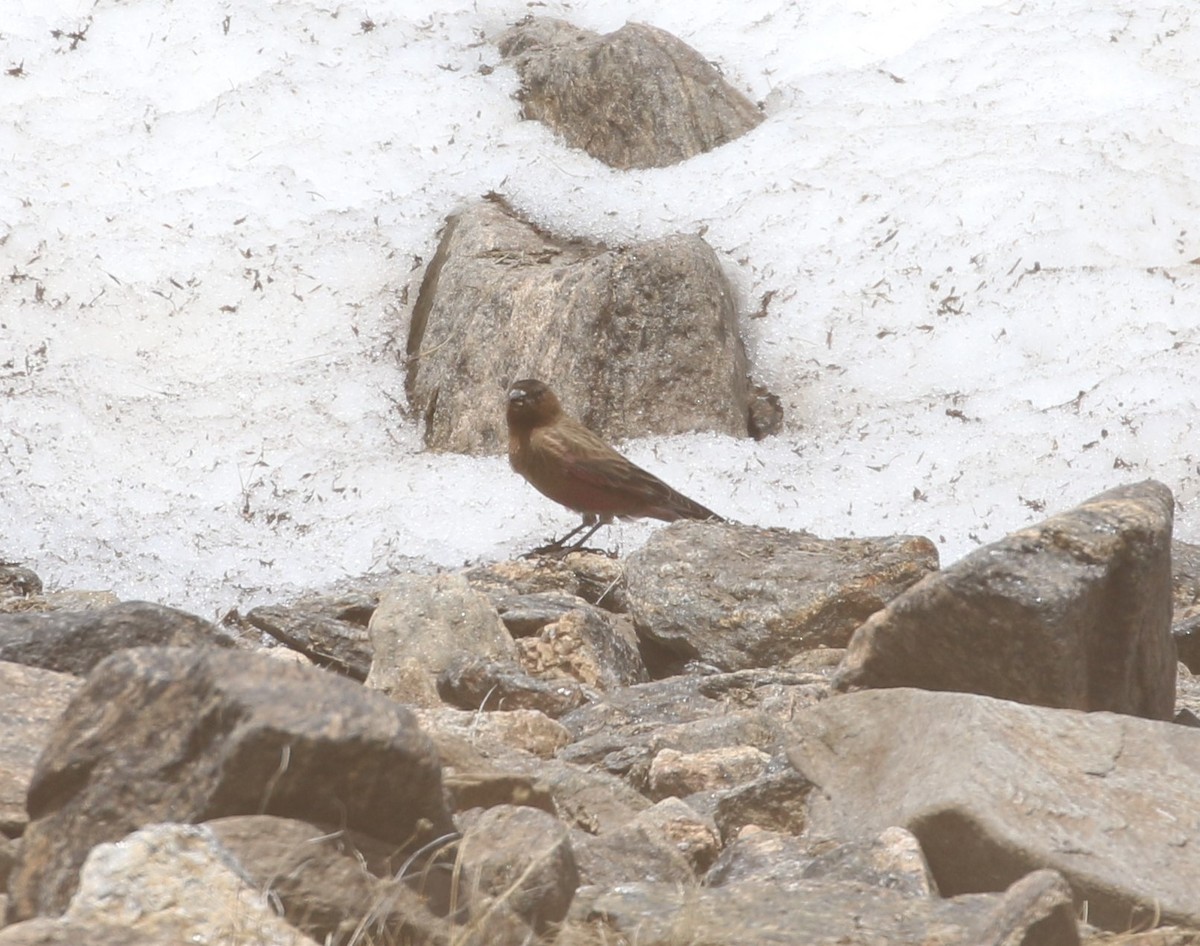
[506,379,722,550]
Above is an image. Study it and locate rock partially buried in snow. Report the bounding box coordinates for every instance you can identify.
[624,523,938,672]
[498,18,763,169]
[786,687,1200,931]
[834,479,1176,718]
[405,198,753,454]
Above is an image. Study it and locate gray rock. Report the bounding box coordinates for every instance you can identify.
[441,769,557,816]
[648,745,772,800]
[207,815,454,946]
[467,550,629,613]
[498,18,762,169]
[494,591,590,637]
[515,604,647,690]
[366,572,516,702]
[569,822,695,888]
[406,198,751,454]
[1173,542,1200,673]
[414,705,570,762]
[0,919,162,946]
[457,805,578,934]
[835,480,1177,719]
[0,600,233,676]
[625,523,938,672]
[708,767,813,843]
[787,687,1200,930]
[0,823,318,945]
[0,662,81,836]
[7,648,451,921]
[560,869,1077,946]
[437,655,591,717]
[0,565,41,601]
[632,797,721,873]
[521,759,652,836]
[246,590,378,679]
[706,826,936,900]
[1176,604,1200,674]
[558,670,795,790]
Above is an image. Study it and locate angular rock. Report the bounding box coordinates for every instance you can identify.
[835,480,1177,719]
[515,604,647,690]
[246,590,378,679]
[787,687,1200,930]
[457,805,578,934]
[569,821,695,889]
[632,797,721,873]
[648,745,772,800]
[709,768,813,843]
[1171,540,1200,672]
[442,770,556,816]
[207,815,453,946]
[494,591,591,637]
[498,18,763,169]
[437,655,591,718]
[0,601,233,676]
[625,523,938,672]
[0,662,82,836]
[0,920,162,946]
[413,706,571,762]
[558,671,789,791]
[706,826,936,900]
[7,648,451,921]
[1172,539,1200,611]
[1175,603,1200,674]
[366,573,516,702]
[522,759,651,836]
[560,869,1077,946]
[406,198,751,454]
[0,823,318,946]
[0,565,41,602]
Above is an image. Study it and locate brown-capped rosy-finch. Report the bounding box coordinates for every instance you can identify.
[506,379,722,551]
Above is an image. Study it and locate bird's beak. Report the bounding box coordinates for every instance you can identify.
[508,388,525,403]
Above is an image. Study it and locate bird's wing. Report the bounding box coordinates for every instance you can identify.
[538,421,719,521]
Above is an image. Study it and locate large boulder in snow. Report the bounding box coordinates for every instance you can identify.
[406,198,755,454]
[498,18,763,170]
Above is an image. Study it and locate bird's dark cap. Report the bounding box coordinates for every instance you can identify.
[508,379,549,401]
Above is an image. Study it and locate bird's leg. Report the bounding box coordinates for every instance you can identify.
[560,516,607,552]
[527,514,609,557]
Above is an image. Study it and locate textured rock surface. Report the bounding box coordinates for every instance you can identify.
[457,805,579,934]
[498,18,763,169]
[207,814,452,946]
[560,869,1077,946]
[7,648,451,921]
[0,823,318,946]
[835,480,1177,718]
[625,523,938,671]
[706,826,936,899]
[438,655,591,717]
[0,601,231,676]
[515,603,647,690]
[0,662,81,836]
[366,572,516,702]
[246,590,378,679]
[406,198,752,454]
[787,687,1200,930]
